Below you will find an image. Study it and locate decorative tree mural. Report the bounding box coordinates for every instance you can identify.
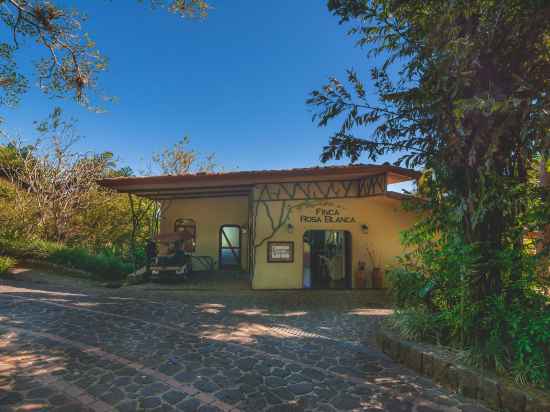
[249,198,333,275]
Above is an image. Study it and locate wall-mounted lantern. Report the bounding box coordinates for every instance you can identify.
[287,223,294,234]
[241,225,248,235]
[361,224,369,234]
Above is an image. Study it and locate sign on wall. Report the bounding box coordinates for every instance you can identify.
[267,241,294,263]
[300,207,356,224]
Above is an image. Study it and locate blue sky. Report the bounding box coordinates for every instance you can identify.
[1,0,395,175]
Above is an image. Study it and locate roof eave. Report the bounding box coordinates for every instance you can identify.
[98,164,421,193]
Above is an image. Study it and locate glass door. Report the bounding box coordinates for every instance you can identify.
[219,225,241,269]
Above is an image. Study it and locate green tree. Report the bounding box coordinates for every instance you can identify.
[1,108,113,241]
[309,0,550,383]
[0,0,210,108]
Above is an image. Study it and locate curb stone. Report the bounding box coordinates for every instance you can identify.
[376,328,550,412]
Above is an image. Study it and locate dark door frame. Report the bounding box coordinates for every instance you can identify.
[219,225,242,270]
[344,231,352,289]
[303,229,352,289]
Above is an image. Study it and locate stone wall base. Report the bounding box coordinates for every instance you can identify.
[376,329,550,412]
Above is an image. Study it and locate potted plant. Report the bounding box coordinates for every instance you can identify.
[366,247,383,289]
[355,260,367,289]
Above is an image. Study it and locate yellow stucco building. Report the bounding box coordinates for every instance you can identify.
[100,164,420,289]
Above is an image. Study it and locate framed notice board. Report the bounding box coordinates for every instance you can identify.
[267,241,294,263]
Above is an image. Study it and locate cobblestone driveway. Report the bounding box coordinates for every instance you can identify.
[0,272,493,412]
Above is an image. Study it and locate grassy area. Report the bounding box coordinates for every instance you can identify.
[0,237,132,281]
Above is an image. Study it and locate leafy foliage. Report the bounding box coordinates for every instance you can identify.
[0,107,218,278]
[387,202,550,387]
[0,236,132,280]
[0,255,15,275]
[310,0,549,168]
[0,0,210,109]
[386,267,426,309]
[1,109,127,242]
[311,0,550,387]
[0,146,146,277]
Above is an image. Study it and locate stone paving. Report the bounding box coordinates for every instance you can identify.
[0,272,494,411]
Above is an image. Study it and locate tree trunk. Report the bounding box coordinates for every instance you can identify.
[541,157,550,249]
[539,157,550,280]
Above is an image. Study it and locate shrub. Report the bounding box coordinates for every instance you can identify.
[0,256,15,275]
[387,308,449,343]
[386,267,427,309]
[0,237,132,281]
[480,294,550,385]
[388,229,550,388]
[49,247,132,281]
[0,237,63,259]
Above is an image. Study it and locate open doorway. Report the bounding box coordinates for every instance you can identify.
[303,230,352,289]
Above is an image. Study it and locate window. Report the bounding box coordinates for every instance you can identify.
[219,225,241,269]
[174,218,196,253]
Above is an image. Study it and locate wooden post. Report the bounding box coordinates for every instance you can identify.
[128,193,138,273]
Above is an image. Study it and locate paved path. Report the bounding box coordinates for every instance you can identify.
[0,273,493,411]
